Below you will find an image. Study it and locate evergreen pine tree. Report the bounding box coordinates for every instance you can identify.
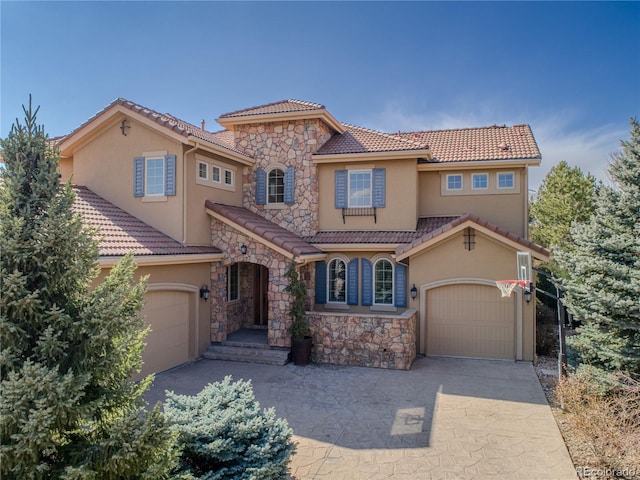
[0,97,178,479]
[556,119,640,377]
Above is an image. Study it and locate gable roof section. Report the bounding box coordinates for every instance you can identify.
[395,124,540,163]
[205,202,325,262]
[72,186,221,264]
[58,98,254,165]
[313,124,431,161]
[395,213,549,261]
[216,99,345,134]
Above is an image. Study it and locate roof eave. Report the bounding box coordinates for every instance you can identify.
[312,149,432,164]
[187,137,255,166]
[417,157,541,171]
[99,252,223,268]
[216,109,345,134]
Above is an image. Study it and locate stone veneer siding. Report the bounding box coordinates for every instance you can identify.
[306,309,418,370]
[233,119,334,237]
[210,217,301,347]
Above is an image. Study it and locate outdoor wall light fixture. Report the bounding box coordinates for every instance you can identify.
[523,283,533,303]
[120,119,130,136]
[240,244,248,255]
[199,285,210,301]
[410,284,418,300]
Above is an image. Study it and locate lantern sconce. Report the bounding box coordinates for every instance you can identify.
[410,284,418,300]
[199,285,210,302]
[523,282,533,303]
[240,244,248,255]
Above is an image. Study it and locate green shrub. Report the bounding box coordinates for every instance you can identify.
[164,376,295,480]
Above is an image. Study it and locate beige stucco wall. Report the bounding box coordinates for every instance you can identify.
[406,230,536,361]
[318,159,419,231]
[97,260,213,360]
[186,151,243,245]
[70,115,185,242]
[58,157,74,183]
[418,168,527,236]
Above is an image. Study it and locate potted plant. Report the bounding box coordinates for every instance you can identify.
[284,264,312,365]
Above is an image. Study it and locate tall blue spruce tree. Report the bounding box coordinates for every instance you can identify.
[0,98,177,478]
[556,119,640,377]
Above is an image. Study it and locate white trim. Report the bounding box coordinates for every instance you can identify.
[197,161,208,181]
[326,256,348,305]
[144,156,165,196]
[372,257,394,306]
[418,277,522,360]
[347,169,373,208]
[266,165,286,205]
[446,173,463,191]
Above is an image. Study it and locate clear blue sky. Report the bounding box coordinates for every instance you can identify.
[2,1,639,189]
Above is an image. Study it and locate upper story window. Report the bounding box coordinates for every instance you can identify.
[348,170,372,207]
[497,172,515,189]
[198,161,208,180]
[446,174,463,191]
[374,258,394,305]
[256,166,295,206]
[268,168,285,204]
[472,173,488,190]
[134,153,176,199]
[195,156,236,191]
[328,258,346,303]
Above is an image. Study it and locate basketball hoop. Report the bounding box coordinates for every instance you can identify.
[496,280,527,297]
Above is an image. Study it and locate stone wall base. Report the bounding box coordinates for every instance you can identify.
[306,309,417,370]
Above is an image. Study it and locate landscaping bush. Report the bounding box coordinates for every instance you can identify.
[164,376,295,480]
[555,366,640,476]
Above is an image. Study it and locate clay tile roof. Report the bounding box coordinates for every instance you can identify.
[205,202,324,258]
[72,187,221,257]
[395,213,549,258]
[59,98,247,157]
[315,124,429,155]
[304,216,459,245]
[218,99,325,118]
[394,124,540,162]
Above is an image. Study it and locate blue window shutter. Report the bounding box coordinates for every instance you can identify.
[256,168,267,205]
[372,168,386,208]
[335,170,347,208]
[284,166,295,205]
[133,157,144,197]
[165,155,177,196]
[361,258,373,306]
[315,260,327,304]
[394,263,407,308]
[347,258,359,305]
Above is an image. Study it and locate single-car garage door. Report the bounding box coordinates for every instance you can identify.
[140,290,191,376]
[426,284,515,360]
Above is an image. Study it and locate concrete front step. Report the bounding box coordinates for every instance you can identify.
[203,343,291,366]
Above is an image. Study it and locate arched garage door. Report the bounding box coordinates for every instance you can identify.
[426,284,515,360]
[140,290,191,376]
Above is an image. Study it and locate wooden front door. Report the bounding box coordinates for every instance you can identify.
[253,265,268,326]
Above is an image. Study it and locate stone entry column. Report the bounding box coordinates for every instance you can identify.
[209,261,228,343]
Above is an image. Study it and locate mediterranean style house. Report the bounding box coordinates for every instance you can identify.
[56,98,549,375]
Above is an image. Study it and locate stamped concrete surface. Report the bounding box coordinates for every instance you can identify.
[147,356,577,480]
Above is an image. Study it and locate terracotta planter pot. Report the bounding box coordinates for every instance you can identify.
[291,336,312,365]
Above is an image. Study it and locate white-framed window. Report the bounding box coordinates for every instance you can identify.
[327,258,346,303]
[268,168,285,204]
[197,161,208,180]
[446,174,463,191]
[145,157,165,196]
[212,165,221,183]
[497,172,515,189]
[472,173,488,190]
[373,258,393,305]
[227,263,239,302]
[224,169,233,186]
[348,170,372,207]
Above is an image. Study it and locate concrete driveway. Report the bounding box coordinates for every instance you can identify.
[147,356,576,480]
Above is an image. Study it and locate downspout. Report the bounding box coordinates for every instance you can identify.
[183,142,199,245]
